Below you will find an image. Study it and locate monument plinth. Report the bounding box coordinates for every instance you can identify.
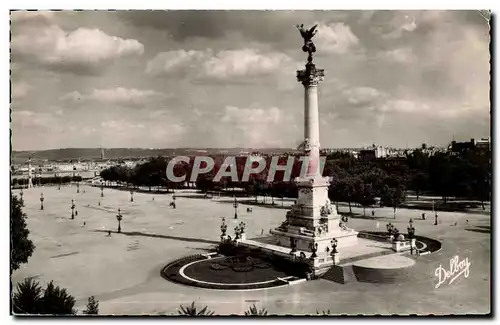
[239,24,358,276]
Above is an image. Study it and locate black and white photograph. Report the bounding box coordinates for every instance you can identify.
[8,8,492,316]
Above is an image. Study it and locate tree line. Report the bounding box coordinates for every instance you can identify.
[12,175,84,187]
[99,147,491,213]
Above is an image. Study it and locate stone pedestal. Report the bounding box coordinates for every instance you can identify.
[392,238,416,252]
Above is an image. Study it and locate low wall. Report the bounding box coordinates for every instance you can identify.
[352,264,416,284]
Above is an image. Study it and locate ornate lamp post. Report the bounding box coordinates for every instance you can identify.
[434,212,438,226]
[19,189,24,207]
[116,208,123,233]
[393,227,400,241]
[100,182,104,197]
[290,238,297,254]
[239,221,246,238]
[386,222,393,235]
[234,225,241,240]
[220,217,227,242]
[330,238,338,266]
[76,181,80,193]
[309,242,318,258]
[70,199,75,219]
[233,196,239,219]
[130,190,134,202]
[407,222,416,255]
[40,193,44,210]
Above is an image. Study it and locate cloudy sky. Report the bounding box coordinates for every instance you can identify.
[10,10,490,151]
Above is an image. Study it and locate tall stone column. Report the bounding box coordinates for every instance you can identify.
[297,62,324,177]
[27,158,33,188]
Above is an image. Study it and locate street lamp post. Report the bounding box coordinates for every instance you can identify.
[130,191,134,202]
[101,182,104,197]
[40,193,44,210]
[407,222,415,255]
[77,182,80,193]
[233,196,239,219]
[330,238,338,266]
[434,212,438,225]
[116,208,123,233]
[234,225,241,240]
[71,199,75,219]
[290,238,297,254]
[220,217,227,242]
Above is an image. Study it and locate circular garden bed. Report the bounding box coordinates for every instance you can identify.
[162,249,309,290]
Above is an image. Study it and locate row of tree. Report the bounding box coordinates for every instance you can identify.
[99,147,491,214]
[12,176,84,187]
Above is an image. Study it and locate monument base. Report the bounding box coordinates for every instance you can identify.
[270,228,359,252]
[238,229,359,277]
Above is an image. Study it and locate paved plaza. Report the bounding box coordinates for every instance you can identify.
[11,184,490,315]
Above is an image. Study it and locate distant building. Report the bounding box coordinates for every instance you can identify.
[359,149,376,161]
[476,138,491,151]
[449,138,490,153]
[450,139,476,152]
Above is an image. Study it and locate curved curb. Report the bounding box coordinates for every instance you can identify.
[161,254,305,291]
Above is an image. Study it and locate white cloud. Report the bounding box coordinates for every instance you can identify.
[314,23,360,54]
[381,14,418,39]
[11,82,31,100]
[145,50,209,76]
[60,87,167,106]
[378,48,417,63]
[146,49,293,80]
[201,49,291,79]
[101,120,145,130]
[11,110,63,134]
[380,100,431,113]
[98,119,186,145]
[12,25,144,70]
[343,87,386,105]
[11,11,55,25]
[220,106,296,147]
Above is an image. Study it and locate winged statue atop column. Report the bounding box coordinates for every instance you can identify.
[296,24,318,62]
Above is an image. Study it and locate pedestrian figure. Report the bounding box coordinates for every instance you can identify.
[261,229,264,236]
[466,219,469,224]
[83,221,86,227]
[98,201,100,206]
[75,210,78,217]
[422,212,426,220]
[372,209,375,219]
[107,230,111,237]
[152,197,155,201]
